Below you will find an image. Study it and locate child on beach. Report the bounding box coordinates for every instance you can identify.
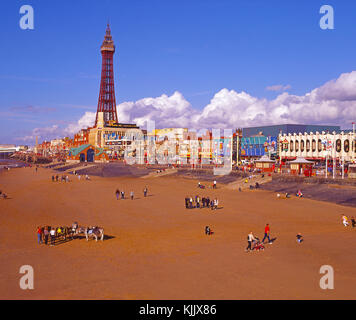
[342,215,349,227]
[296,233,303,243]
[205,226,213,235]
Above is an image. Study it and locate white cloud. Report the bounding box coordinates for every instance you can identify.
[115,71,356,130]
[64,111,96,135]
[22,71,356,144]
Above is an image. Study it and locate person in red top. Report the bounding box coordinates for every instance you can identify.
[262,223,272,244]
[37,226,43,244]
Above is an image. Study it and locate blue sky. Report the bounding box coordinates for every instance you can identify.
[1,0,356,144]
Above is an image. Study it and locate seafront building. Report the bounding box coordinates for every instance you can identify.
[279,130,356,163]
[239,124,344,161]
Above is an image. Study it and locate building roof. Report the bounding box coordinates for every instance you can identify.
[69,144,106,157]
[242,124,341,137]
[289,157,314,164]
[69,144,91,156]
[255,155,275,163]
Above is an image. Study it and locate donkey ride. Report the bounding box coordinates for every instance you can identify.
[85,226,104,242]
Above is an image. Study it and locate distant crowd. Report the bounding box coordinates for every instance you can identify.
[115,186,149,200]
[51,174,91,182]
[185,195,219,210]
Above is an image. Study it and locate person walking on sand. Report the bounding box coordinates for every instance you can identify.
[213,180,217,189]
[43,227,49,245]
[37,226,43,244]
[121,191,125,199]
[214,198,219,210]
[143,186,148,197]
[115,189,120,200]
[262,223,272,244]
[130,191,134,200]
[196,196,200,208]
[246,231,256,252]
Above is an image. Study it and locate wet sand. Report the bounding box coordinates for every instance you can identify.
[262,180,356,207]
[0,166,355,300]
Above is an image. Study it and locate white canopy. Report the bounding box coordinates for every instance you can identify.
[255,155,275,163]
[289,157,314,164]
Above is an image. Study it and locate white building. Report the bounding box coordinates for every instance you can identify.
[279,131,356,162]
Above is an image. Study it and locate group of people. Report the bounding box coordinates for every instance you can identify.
[185,195,219,210]
[197,180,217,189]
[76,174,90,181]
[115,186,148,200]
[296,189,303,198]
[246,224,274,252]
[341,215,356,227]
[277,192,291,199]
[246,224,304,253]
[52,175,69,182]
[36,225,69,246]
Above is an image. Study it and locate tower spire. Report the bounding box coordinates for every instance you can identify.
[95,24,118,127]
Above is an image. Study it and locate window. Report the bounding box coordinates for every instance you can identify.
[295,140,299,152]
[301,140,305,152]
[336,139,341,153]
[312,140,316,152]
[344,139,350,152]
[318,139,322,152]
[290,141,294,152]
[306,139,310,152]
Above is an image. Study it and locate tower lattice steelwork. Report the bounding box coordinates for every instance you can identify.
[95,24,118,127]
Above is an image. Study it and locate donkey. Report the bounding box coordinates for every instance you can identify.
[85,226,104,242]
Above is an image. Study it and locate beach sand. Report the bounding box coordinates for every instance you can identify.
[0,166,355,300]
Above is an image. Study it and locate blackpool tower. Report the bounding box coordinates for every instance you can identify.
[95,24,118,127]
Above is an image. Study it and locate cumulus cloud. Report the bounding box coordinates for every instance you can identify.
[116,71,356,130]
[64,111,96,135]
[21,71,356,144]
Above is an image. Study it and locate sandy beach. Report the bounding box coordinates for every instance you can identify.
[0,166,355,300]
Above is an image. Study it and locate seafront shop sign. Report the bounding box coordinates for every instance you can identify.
[124,122,233,175]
